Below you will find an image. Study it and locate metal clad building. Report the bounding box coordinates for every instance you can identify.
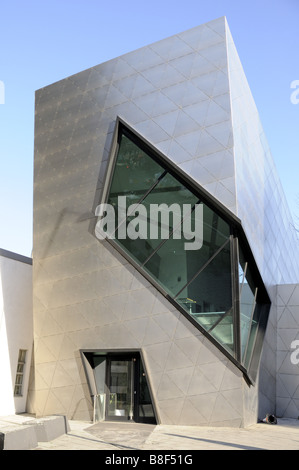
[28,17,299,426]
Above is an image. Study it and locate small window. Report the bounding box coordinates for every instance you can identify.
[14,349,27,397]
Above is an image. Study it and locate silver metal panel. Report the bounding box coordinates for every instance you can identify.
[30,16,299,426]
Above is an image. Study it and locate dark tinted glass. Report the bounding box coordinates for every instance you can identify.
[111,171,199,266]
[143,204,230,298]
[239,248,258,362]
[176,243,234,354]
[108,134,165,204]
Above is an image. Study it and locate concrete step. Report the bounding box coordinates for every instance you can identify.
[0,415,70,450]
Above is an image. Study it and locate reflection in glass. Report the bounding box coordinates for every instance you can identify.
[143,206,230,299]
[107,360,133,420]
[139,360,155,419]
[113,170,198,266]
[239,248,258,362]
[176,243,234,355]
[107,134,166,244]
[108,134,165,204]
[243,308,259,369]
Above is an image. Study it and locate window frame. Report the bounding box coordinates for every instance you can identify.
[14,349,27,397]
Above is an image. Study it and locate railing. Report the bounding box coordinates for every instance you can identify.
[93,393,106,423]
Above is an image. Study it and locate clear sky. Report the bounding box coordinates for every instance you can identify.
[0,0,298,257]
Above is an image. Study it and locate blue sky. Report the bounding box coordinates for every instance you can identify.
[0,0,298,257]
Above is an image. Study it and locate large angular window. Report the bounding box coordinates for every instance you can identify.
[98,118,271,382]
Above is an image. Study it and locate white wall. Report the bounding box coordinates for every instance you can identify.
[0,250,32,415]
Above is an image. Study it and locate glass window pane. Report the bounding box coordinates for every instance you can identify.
[14,349,27,396]
[107,360,133,420]
[209,308,234,354]
[176,243,234,354]
[139,361,155,419]
[136,172,198,253]
[239,248,258,362]
[18,349,26,363]
[202,204,231,251]
[240,282,256,360]
[108,134,166,208]
[113,171,199,266]
[243,310,259,369]
[14,385,22,396]
[143,204,230,298]
[15,374,23,385]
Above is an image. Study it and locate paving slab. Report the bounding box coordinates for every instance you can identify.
[1,415,299,450]
[33,417,299,451]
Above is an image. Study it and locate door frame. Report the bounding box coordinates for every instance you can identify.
[80,348,158,424]
[105,353,138,422]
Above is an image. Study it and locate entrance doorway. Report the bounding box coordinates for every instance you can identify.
[81,351,156,424]
[106,355,135,421]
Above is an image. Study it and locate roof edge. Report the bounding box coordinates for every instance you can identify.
[0,248,32,265]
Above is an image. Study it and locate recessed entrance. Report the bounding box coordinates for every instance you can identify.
[81,350,156,424]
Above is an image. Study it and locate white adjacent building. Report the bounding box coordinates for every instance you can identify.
[0,249,33,415]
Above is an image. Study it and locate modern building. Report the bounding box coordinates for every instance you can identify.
[0,249,33,416]
[27,17,299,427]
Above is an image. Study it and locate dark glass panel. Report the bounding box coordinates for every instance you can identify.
[239,248,258,362]
[243,308,259,369]
[107,134,166,244]
[107,360,133,420]
[209,308,234,355]
[108,134,166,205]
[142,204,230,298]
[138,172,198,250]
[113,170,198,266]
[176,243,234,354]
[138,360,155,420]
[106,133,166,265]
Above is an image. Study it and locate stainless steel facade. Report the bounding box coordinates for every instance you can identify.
[29,17,299,426]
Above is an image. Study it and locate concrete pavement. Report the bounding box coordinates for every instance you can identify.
[35,418,299,451]
[1,414,299,450]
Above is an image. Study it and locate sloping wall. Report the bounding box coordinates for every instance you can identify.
[226,23,299,419]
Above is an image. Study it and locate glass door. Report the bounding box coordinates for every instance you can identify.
[105,354,156,423]
[106,357,134,420]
